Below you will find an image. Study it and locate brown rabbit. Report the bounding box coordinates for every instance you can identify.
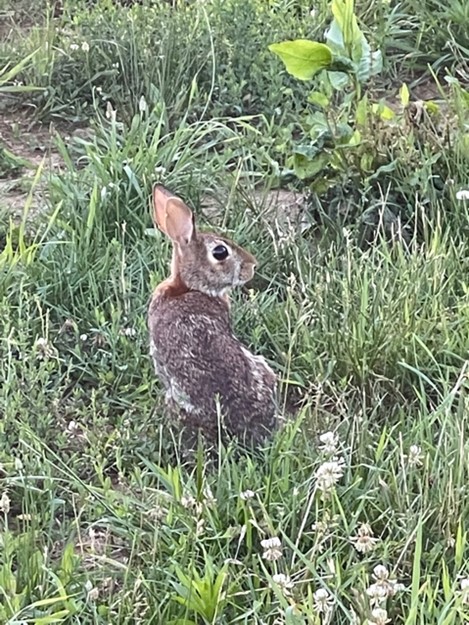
[148,185,278,450]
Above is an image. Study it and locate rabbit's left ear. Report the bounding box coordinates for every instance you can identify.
[152,184,195,245]
[164,197,195,246]
[152,184,172,234]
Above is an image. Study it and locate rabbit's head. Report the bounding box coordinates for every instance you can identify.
[152,185,257,297]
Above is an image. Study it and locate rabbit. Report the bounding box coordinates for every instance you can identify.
[148,184,278,450]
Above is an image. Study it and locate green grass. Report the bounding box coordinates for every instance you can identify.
[1,0,469,623]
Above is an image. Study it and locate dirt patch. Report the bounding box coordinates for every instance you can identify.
[0,111,310,235]
[0,109,68,223]
[372,73,449,114]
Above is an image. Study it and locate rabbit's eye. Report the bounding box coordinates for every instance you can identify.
[212,244,229,261]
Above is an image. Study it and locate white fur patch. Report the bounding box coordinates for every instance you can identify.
[241,346,275,398]
[167,379,196,413]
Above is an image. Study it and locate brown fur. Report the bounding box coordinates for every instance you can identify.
[148,185,277,449]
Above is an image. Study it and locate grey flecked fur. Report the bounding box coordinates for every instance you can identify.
[148,185,278,449]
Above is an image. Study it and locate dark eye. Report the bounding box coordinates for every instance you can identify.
[212,244,229,261]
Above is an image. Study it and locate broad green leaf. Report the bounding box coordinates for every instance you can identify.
[357,39,382,82]
[360,153,374,173]
[293,150,330,179]
[355,96,368,125]
[329,54,355,73]
[269,40,333,81]
[325,18,346,54]
[424,100,440,115]
[347,129,361,146]
[311,176,338,195]
[331,0,363,58]
[327,70,350,90]
[372,102,395,120]
[326,10,382,83]
[308,91,329,108]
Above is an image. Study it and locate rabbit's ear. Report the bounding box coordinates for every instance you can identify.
[152,184,172,234]
[164,197,195,246]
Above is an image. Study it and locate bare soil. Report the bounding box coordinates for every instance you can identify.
[0,109,66,222]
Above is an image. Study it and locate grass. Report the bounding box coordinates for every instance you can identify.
[1,0,469,623]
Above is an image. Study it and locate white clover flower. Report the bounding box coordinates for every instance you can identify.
[406,444,424,467]
[366,583,388,604]
[313,587,334,613]
[261,536,282,561]
[34,337,55,359]
[373,565,390,581]
[350,522,379,554]
[314,457,345,492]
[122,327,136,338]
[271,573,294,596]
[70,43,79,51]
[459,578,469,604]
[367,565,404,604]
[368,607,390,625]
[318,431,338,455]
[80,334,88,342]
[240,489,255,501]
[81,41,90,53]
[456,189,469,201]
[0,492,11,514]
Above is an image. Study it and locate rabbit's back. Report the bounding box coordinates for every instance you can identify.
[149,291,277,444]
